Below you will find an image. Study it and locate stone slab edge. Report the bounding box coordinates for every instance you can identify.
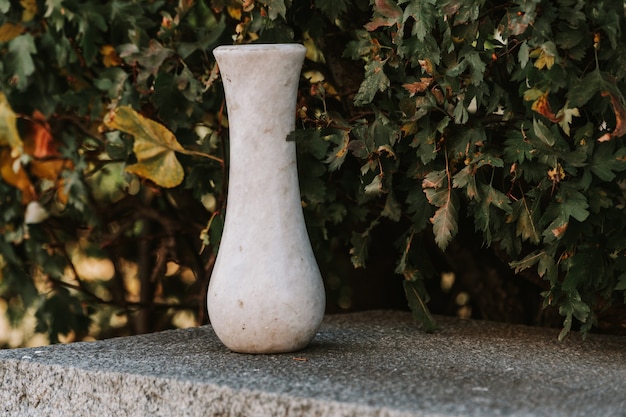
[1,359,412,417]
[0,311,625,417]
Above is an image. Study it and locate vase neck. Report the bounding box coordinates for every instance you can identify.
[214,44,306,135]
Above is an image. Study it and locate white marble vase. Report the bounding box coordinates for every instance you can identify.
[208,44,325,354]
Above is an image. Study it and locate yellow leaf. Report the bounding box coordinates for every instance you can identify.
[418,59,434,75]
[556,104,580,137]
[532,46,555,70]
[522,88,545,102]
[100,45,122,68]
[0,22,25,43]
[303,32,325,63]
[227,6,242,20]
[20,0,37,22]
[105,106,185,188]
[0,92,23,153]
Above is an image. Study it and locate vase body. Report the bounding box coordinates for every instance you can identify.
[208,44,325,354]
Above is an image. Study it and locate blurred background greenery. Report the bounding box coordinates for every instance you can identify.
[1,0,626,348]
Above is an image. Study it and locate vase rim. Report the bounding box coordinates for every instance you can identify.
[213,43,305,54]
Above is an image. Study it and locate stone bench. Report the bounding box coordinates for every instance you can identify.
[1,310,624,416]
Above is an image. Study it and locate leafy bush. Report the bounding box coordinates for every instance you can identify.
[0,0,625,345]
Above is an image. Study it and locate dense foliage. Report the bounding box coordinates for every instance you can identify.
[0,0,625,345]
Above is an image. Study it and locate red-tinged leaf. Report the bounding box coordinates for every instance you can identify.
[424,171,458,251]
[372,0,402,18]
[428,188,458,250]
[25,111,58,159]
[402,78,433,96]
[0,148,35,204]
[551,223,568,239]
[364,0,402,31]
[600,91,626,140]
[364,16,396,31]
[505,4,537,36]
[531,92,561,123]
[422,169,446,190]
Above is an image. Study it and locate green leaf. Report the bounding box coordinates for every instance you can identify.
[558,290,591,341]
[616,273,626,291]
[518,41,530,68]
[7,33,36,90]
[260,0,287,20]
[504,130,534,163]
[349,218,380,268]
[403,0,437,41]
[35,288,91,344]
[558,310,573,341]
[77,6,108,64]
[343,30,373,60]
[177,16,226,59]
[446,51,486,86]
[316,0,350,21]
[382,191,402,221]
[563,250,604,292]
[354,60,390,106]
[324,130,350,171]
[567,69,604,108]
[443,0,480,24]
[395,233,414,277]
[120,40,175,82]
[532,118,555,146]
[105,106,185,188]
[540,186,589,241]
[452,100,469,124]
[452,165,479,200]
[510,198,541,244]
[471,183,511,243]
[403,279,438,332]
[590,143,626,181]
[481,183,512,213]
[94,68,129,98]
[406,186,433,231]
[464,51,487,85]
[511,250,543,273]
[412,121,437,164]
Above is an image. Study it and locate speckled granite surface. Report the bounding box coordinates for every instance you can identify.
[1,311,624,416]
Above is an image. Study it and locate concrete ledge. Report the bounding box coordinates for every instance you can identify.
[0,311,625,416]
